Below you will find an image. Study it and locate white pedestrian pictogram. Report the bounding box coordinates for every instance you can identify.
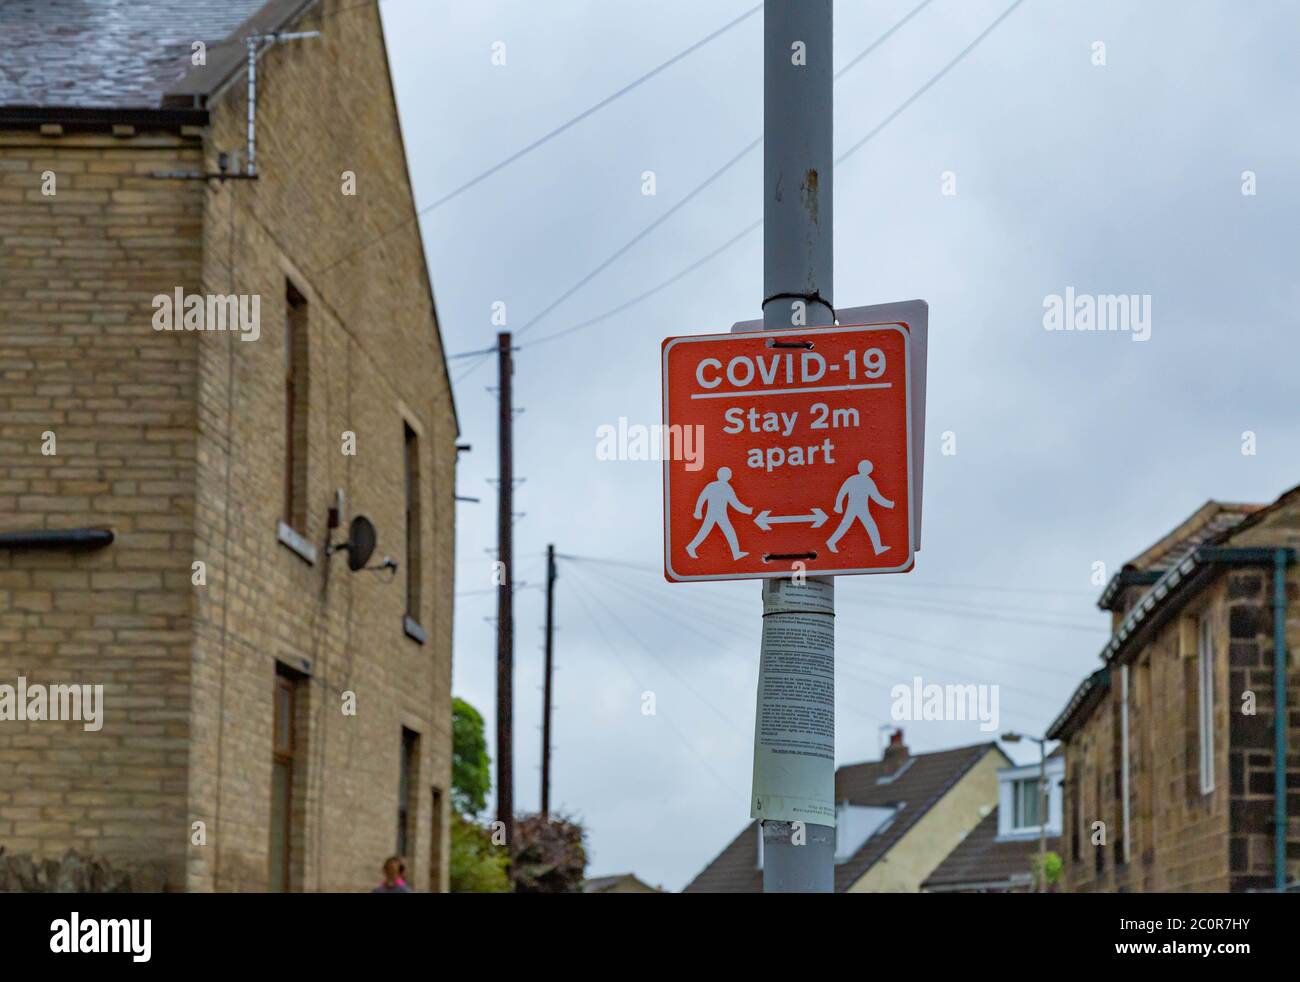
[826,460,893,555]
[686,466,752,560]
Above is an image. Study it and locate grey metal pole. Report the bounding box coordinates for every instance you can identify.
[761,0,835,894]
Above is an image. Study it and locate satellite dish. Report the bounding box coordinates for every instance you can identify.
[346,516,377,571]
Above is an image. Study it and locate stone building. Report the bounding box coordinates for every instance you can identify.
[1048,490,1300,892]
[0,0,459,891]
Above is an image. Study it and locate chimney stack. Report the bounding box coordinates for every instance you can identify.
[881,728,909,775]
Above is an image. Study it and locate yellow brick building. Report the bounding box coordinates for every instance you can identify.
[0,0,458,891]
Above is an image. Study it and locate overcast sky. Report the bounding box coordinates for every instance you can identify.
[379,0,1300,890]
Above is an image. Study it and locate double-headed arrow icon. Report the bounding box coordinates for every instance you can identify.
[754,507,828,531]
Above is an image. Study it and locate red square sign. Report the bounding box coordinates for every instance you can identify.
[661,323,914,582]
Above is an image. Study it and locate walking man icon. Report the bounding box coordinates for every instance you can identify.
[686,467,752,561]
[826,460,894,555]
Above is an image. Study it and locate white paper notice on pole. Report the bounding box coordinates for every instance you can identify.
[750,578,836,827]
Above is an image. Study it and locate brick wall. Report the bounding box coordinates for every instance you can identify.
[1062,511,1300,892]
[0,1,457,893]
[1222,506,1300,890]
[0,131,205,890]
[185,1,456,892]
[1063,581,1234,892]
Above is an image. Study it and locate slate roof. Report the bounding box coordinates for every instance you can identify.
[1097,501,1262,611]
[682,742,1006,893]
[583,873,662,894]
[0,0,272,109]
[921,809,1059,892]
[1126,501,1262,573]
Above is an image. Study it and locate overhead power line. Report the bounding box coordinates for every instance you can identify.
[566,563,749,732]
[565,570,746,796]
[316,2,762,279]
[561,553,1090,603]
[523,218,765,349]
[425,3,763,212]
[504,0,940,345]
[567,560,1054,732]
[578,557,1095,683]
[454,0,1029,383]
[835,0,1028,164]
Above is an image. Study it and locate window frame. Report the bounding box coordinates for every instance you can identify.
[283,281,309,533]
[270,672,298,892]
[403,422,422,623]
[1010,775,1046,832]
[429,787,444,891]
[397,727,420,858]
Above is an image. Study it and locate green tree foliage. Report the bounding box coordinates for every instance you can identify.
[511,813,587,893]
[449,813,509,893]
[451,697,491,817]
[447,696,510,892]
[1032,850,1063,890]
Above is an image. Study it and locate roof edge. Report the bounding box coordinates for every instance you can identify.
[1046,668,1110,741]
[1097,565,1163,611]
[1053,542,1299,741]
[167,0,323,108]
[1124,499,1262,571]
[0,106,208,133]
[836,739,1003,775]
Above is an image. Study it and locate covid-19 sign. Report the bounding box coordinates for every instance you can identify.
[661,322,916,582]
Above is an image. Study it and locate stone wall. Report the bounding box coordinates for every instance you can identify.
[0,130,204,891]
[185,0,456,892]
[0,0,457,893]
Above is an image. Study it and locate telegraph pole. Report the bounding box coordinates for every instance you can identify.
[540,543,557,818]
[495,332,514,851]
[760,0,836,893]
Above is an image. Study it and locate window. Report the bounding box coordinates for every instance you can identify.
[270,667,304,892]
[397,728,420,857]
[1069,776,1081,862]
[833,803,898,864]
[1198,614,1215,794]
[403,423,422,622]
[1094,770,1104,876]
[283,281,309,531]
[1011,776,1047,830]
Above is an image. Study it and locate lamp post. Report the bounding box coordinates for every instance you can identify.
[1003,731,1050,893]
